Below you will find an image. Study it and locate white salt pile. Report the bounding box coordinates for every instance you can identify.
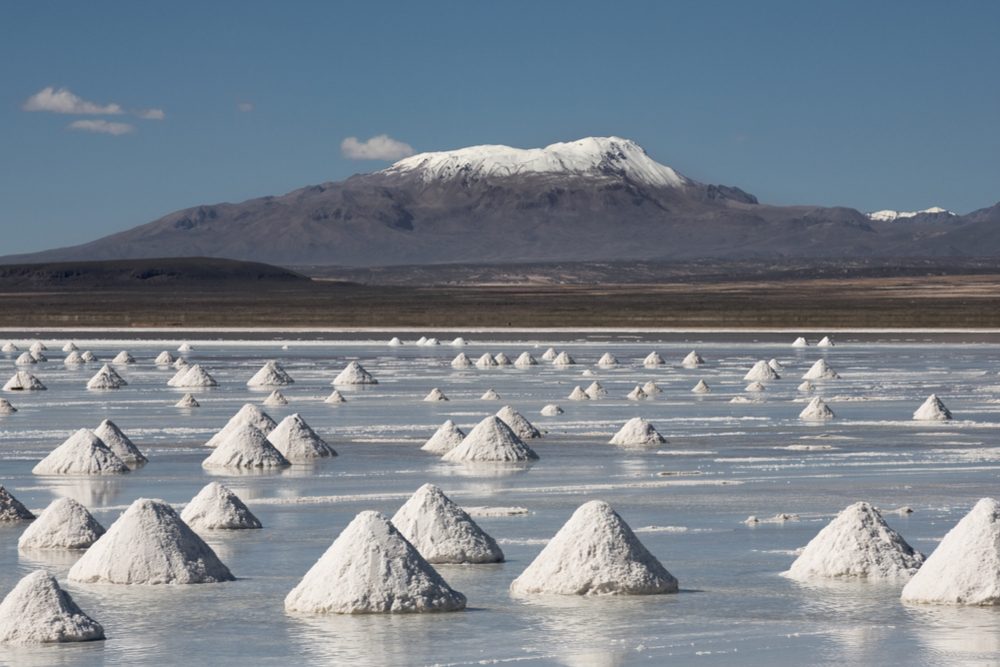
[423,388,449,402]
[480,388,501,400]
[644,351,664,367]
[324,390,346,404]
[87,364,127,390]
[172,356,187,369]
[388,337,403,346]
[332,361,377,385]
[691,379,711,394]
[642,381,662,395]
[81,351,97,362]
[785,501,923,582]
[94,419,147,467]
[0,571,105,644]
[247,360,294,387]
[597,352,619,368]
[18,498,105,550]
[581,369,596,377]
[609,417,665,446]
[494,352,512,367]
[263,390,288,406]
[817,336,835,347]
[626,385,648,401]
[177,342,193,352]
[913,394,952,421]
[62,341,79,353]
[901,498,1000,605]
[0,486,34,522]
[421,420,466,454]
[425,337,440,346]
[768,358,784,372]
[509,500,678,596]
[792,336,809,347]
[1,342,17,353]
[15,352,36,365]
[29,341,47,354]
[68,498,234,584]
[284,510,466,614]
[745,381,766,392]
[585,381,607,399]
[155,350,176,365]
[112,351,135,365]
[744,360,780,381]
[268,413,336,461]
[181,482,262,530]
[415,336,428,345]
[171,364,218,388]
[540,404,563,416]
[451,337,466,346]
[0,399,16,414]
[202,422,291,470]
[802,358,840,380]
[64,350,84,365]
[514,352,537,368]
[32,429,129,475]
[176,393,200,408]
[451,353,472,369]
[475,353,497,369]
[568,386,589,400]
[496,405,541,439]
[442,416,539,463]
[798,380,814,392]
[681,350,704,368]
[541,347,558,361]
[205,404,277,447]
[799,396,835,420]
[31,350,47,362]
[552,351,576,366]
[730,396,757,404]
[392,484,504,564]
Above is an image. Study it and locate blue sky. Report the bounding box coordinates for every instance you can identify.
[2,1,998,255]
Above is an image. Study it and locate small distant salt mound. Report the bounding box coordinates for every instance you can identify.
[247,360,294,387]
[541,347,558,361]
[32,429,129,476]
[691,379,711,394]
[802,359,840,380]
[263,390,288,406]
[325,390,346,404]
[172,356,187,369]
[15,352,36,366]
[786,502,923,582]
[425,337,440,346]
[3,371,45,391]
[496,405,541,439]
[422,388,449,402]
[169,364,217,388]
[0,486,34,522]
[68,498,234,584]
[540,404,563,416]
[202,422,290,470]
[798,380,814,392]
[29,341,47,354]
[0,570,104,644]
[205,403,277,448]
[112,351,135,365]
[509,500,678,596]
[681,350,704,368]
[451,353,472,369]
[1,342,17,353]
[415,336,428,345]
[901,498,1000,605]
[86,364,127,390]
[392,484,504,564]
[18,498,105,550]
[626,385,648,401]
[792,337,809,347]
[913,394,952,421]
[644,351,664,367]
[62,341,79,353]
[581,369,596,377]
[745,381,766,392]
[284,510,466,614]
[155,351,176,365]
[494,353,512,367]
[609,417,665,447]
[176,393,200,408]
[800,397,835,421]
[81,351,97,362]
[585,381,607,399]
[266,413,336,462]
[94,419,147,467]
[730,396,755,404]
[31,350,47,362]
[744,513,798,525]
[332,361,377,385]
[514,352,537,368]
[388,337,403,346]
[817,336,835,347]
[597,352,618,368]
[181,482,262,530]
[0,398,17,414]
[768,359,784,372]
[421,420,466,454]
[475,353,497,369]
[642,381,662,395]
[451,337,466,346]
[568,386,590,400]
[480,388,501,400]
[64,350,84,365]
[552,351,576,366]
[442,416,538,463]
[744,360,780,381]
[177,342,193,352]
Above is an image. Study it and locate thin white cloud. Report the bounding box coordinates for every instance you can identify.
[341,134,414,161]
[237,101,254,112]
[68,119,135,136]
[23,86,123,115]
[136,108,165,120]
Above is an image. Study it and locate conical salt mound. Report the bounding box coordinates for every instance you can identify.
[388,337,403,346]
[901,498,1000,605]
[540,404,563,416]
[421,420,466,454]
[425,337,440,346]
[415,336,428,346]
[800,397,835,421]
[263,389,288,406]
[423,388,449,402]
[29,341,47,354]
[626,385,648,401]
[802,358,839,380]
[768,358,784,372]
[644,351,664,367]
[0,342,17,353]
[94,419,147,467]
[33,429,129,476]
[0,486,34,522]
[744,360,780,381]
[392,484,504,564]
[451,353,472,369]
[597,352,618,368]
[68,498,234,584]
[0,399,16,414]
[172,356,187,369]
[167,364,194,386]
[15,352,36,365]
[86,364,127,390]
[817,336,835,347]
[332,361,377,385]
[475,353,497,369]
[510,500,678,596]
[585,381,607,399]
[691,379,711,394]
[494,352,512,367]
[64,350,84,365]
[177,342,193,352]
[442,416,539,463]
[514,352,537,368]
[745,381,766,392]
[792,336,809,347]
[642,381,662,395]
[202,422,291,470]
[324,389,346,404]
[181,482,262,530]
[18,498,105,550]
[155,350,176,365]
[284,510,466,614]
[267,413,336,461]
[170,364,217,388]
[496,405,541,439]
[913,394,952,421]
[176,393,200,408]
[568,386,589,400]
[609,417,665,446]
[62,342,79,353]
[681,350,704,368]
[81,351,97,362]
[451,337,466,346]
[0,571,105,644]
[480,388,501,400]
[205,404,277,447]
[552,351,575,366]
[541,347,558,361]
[3,370,46,391]
[786,501,924,582]
[798,380,814,392]
[111,351,135,365]
[247,360,294,387]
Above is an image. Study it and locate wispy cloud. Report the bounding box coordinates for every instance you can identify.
[23,86,123,115]
[341,134,414,161]
[68,119,135,136]
[136,108,165,120]
[237,101,254,112]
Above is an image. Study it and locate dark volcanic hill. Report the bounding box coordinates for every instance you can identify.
[4,137,997,267]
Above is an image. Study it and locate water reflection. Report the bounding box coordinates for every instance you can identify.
[907,604,1000,661]
[42,477,125,507]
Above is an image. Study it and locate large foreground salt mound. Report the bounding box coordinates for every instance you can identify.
[205,404,277,447]
[86,364,127,390]
[3,371,46,391]
[0,486,35,522]
[69,498,234,584]
[799,397,835,421]
[901,498,1000,605]
[510,500,678,596]
[94,419,147,467]
[202,422,291,470]
[267,413,336,461]
[18,498,105,550]
[913,394,952,421]
[496,405,541,439]
[247,360,294,387]
[442,416,538,463]
[284,510,466,614]
[181,482,262,530]
[332,361,378,385]
[802,359,840,380]
[744,360,780,381]
[785,501,923,581]
[0,571,105,644]
[421,420,465,454]
[391,484,503,564]
[609,417,665,446]
[32,429,129,475]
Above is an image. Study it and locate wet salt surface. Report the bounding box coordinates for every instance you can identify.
[1,333,999,665]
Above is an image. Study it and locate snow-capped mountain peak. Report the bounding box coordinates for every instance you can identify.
[381,136,688,188]
[867,206,956,222]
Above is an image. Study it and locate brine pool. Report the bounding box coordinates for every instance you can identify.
[1,330,999,666]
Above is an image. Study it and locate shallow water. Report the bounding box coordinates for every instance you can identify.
[1,332,999,666]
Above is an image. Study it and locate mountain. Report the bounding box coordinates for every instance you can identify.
[3,137,996,267]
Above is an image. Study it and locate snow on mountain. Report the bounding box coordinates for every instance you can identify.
[381,136,689,188]
[867,207,956,222]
